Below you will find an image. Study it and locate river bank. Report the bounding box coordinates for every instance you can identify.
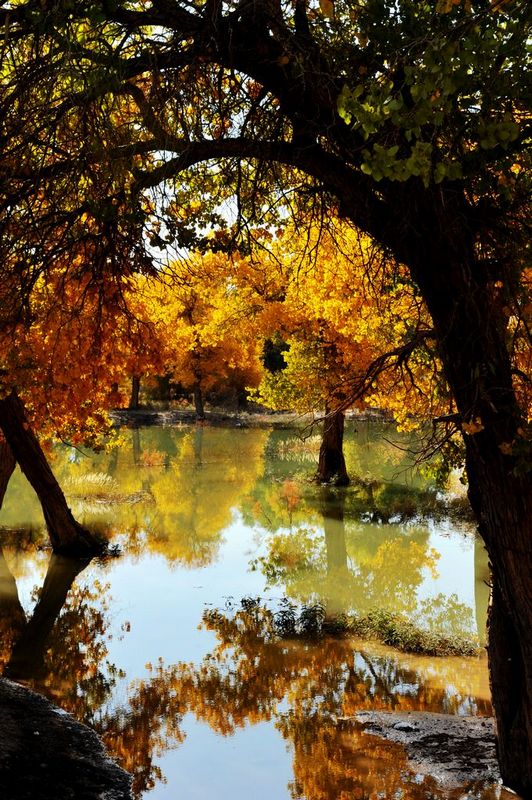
[109,406,386,429]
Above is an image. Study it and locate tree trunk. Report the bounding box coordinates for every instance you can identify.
[468,451,532,796]
[6,553,89,680]
[0,438,16,508]
[129,375,141,410]
[386,188,532,794]
[316,408,349,485]
[193,382,205,420]
[156,374,171,403]
[0,392,103,555]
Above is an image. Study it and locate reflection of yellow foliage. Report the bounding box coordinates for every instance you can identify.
[33,427,267,568]
[281,478,301,513]
[145,606,492,800]
[137,449,168,467]
[362,538,440,590]
[145,429,266,565]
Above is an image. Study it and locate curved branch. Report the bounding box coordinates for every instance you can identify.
[131,136,387,234]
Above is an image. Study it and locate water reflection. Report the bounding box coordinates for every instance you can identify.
[0,424,498,799]
[0,551,496,799]
[0,548,167,794]
[5,553,89,681]
[249,485,480,642]
[113,602,494,800]
[0,548,121,719]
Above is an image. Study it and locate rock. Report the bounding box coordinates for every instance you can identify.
[0,678,132,800]
[393,721,417,732]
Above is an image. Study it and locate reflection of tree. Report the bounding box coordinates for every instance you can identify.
[0,426,489,799]
[5,554,89,682]
[0,546,25,656]
[98,672,186,797]
[0,545,184,797]
[143,428,267,566]
[249,480,478,640]
[0,549,119,721]
[46,427,267,568]
[153,604,493,800]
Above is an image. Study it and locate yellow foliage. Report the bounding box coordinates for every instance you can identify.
[240,220,448,428]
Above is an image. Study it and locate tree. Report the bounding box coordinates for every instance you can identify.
[1,0,530,789]
[246,222,439,484]
[126,254,263,419]
[0,267,155,553]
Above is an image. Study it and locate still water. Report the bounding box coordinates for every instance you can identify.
[0,423,502,799]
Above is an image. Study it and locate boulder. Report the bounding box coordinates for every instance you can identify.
[0,678,132,800]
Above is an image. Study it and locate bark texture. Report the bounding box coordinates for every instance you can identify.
[0,392,103,555]
[387,190,532,794]
[129,375,141,410]
[316,409,349,486]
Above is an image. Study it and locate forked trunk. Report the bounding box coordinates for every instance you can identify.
[0,391,102,555]
[316,408,349,486]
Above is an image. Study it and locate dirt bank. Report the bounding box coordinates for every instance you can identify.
[345,710,519,796]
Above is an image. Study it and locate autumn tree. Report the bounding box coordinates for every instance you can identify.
[245,222,440,484]
[126,253,263,419]
[1,0,531,789]
[0,263,162,553]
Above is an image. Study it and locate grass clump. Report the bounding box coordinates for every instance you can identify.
[236,598,480,657]
[347,608,480,657]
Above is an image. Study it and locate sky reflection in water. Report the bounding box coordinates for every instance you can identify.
[0,423,502,799]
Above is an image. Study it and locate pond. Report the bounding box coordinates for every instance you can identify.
[0,422,505,799]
